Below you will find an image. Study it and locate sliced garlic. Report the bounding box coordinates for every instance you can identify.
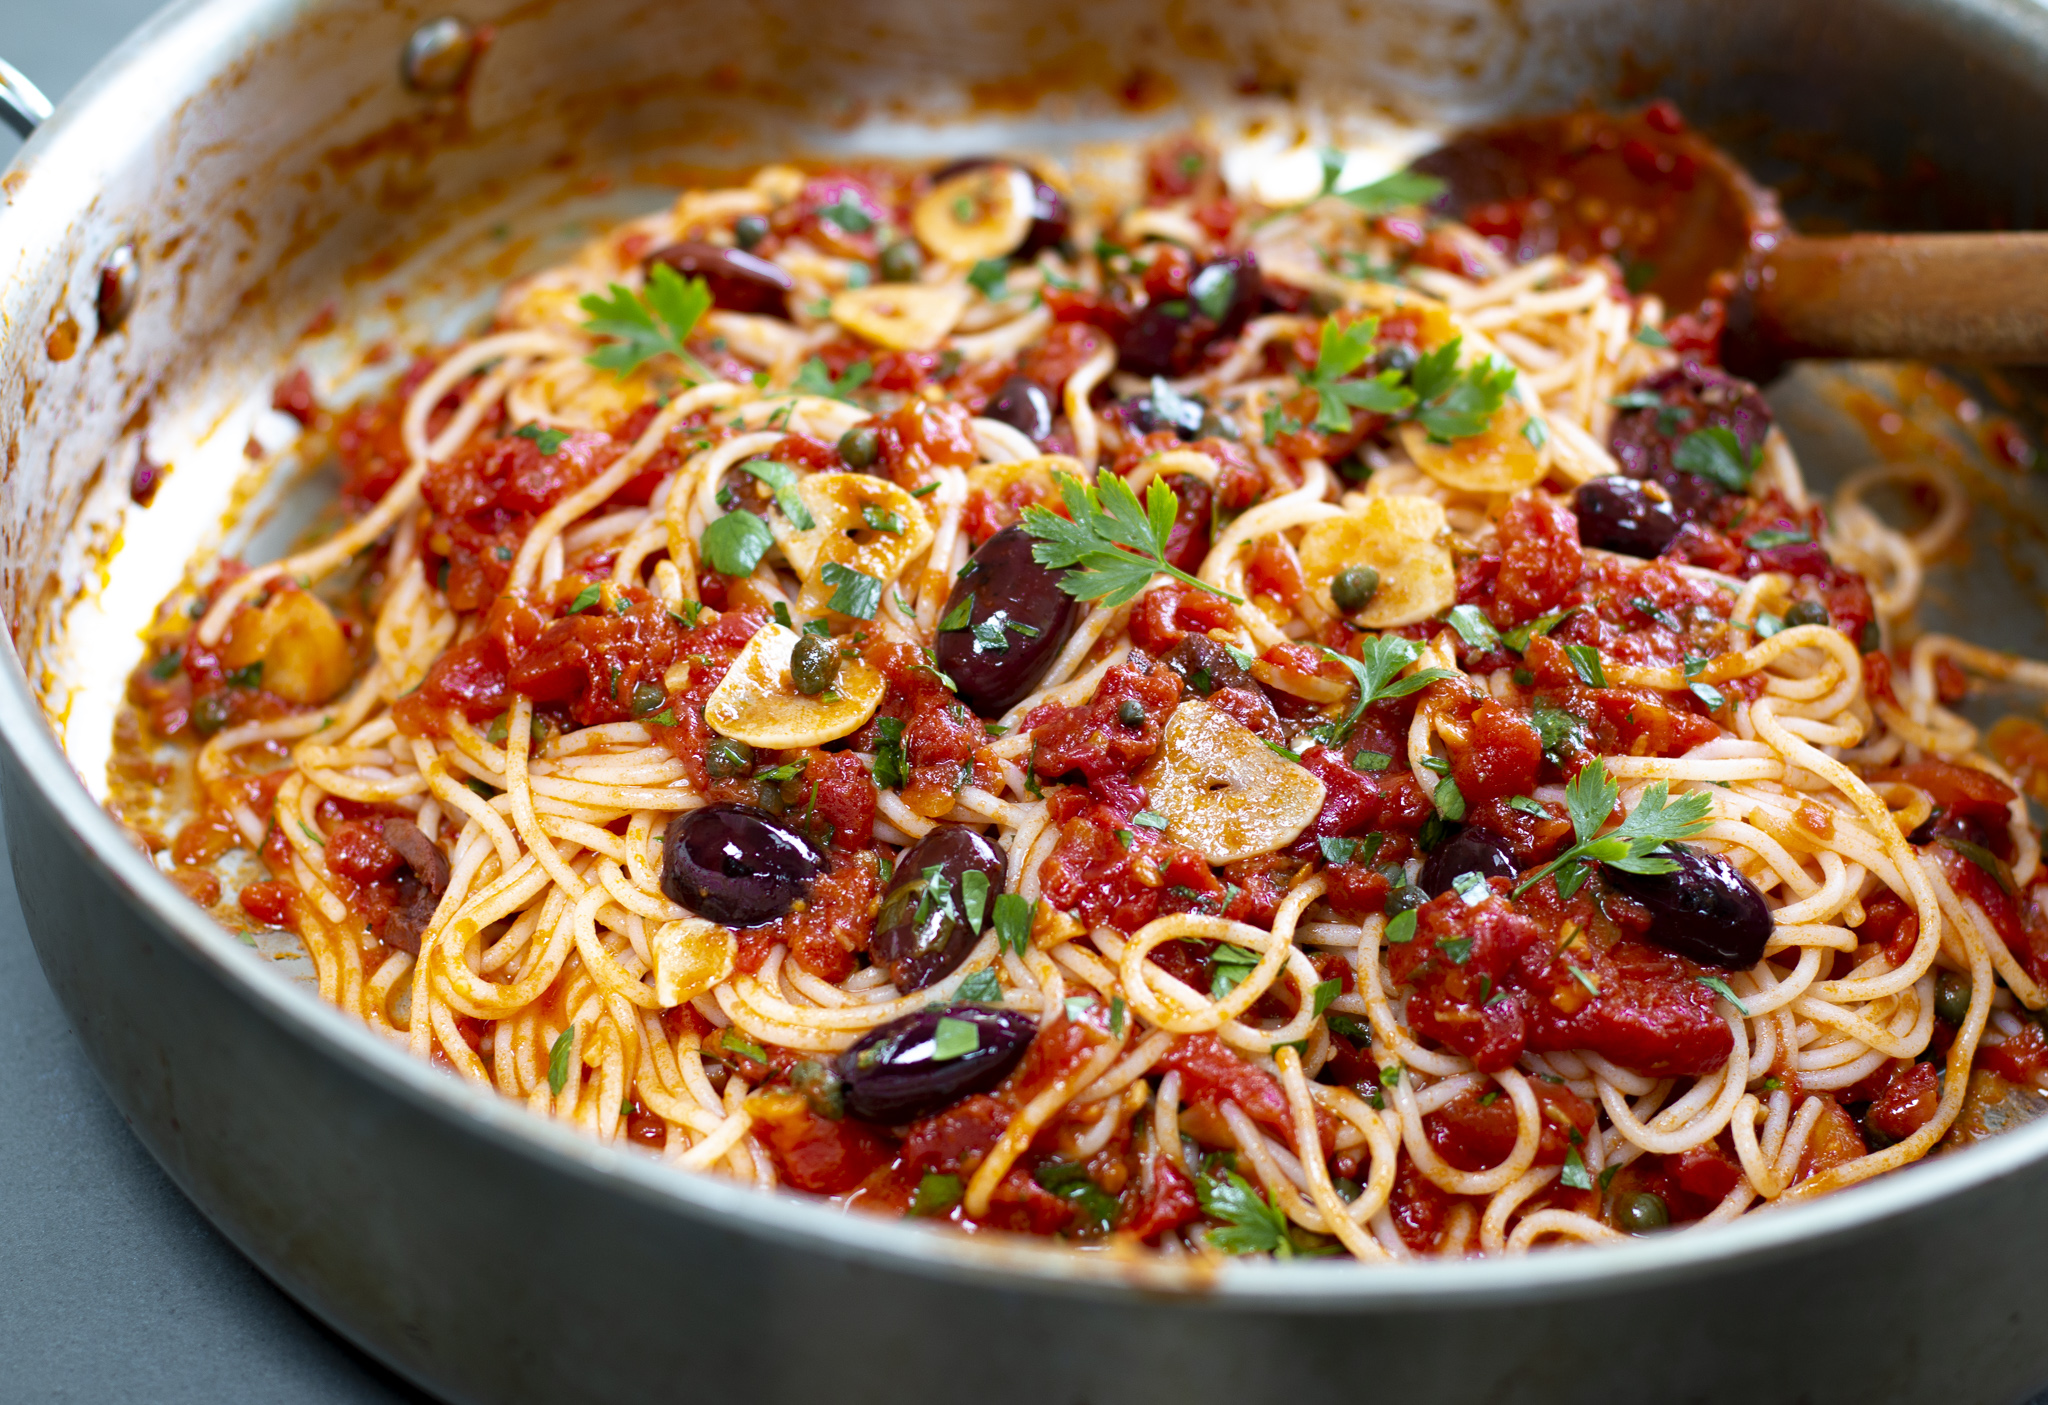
[1297,495,1456,628]
[770,472,934,617]
[652,917,736,1006]
[1140,699,1326,865]
[222,590,352,705]
[1399,400,1542,494]
[964,454,1074,520]
[704,622,886,748]
[830,283,971,352]
[912,164,1036,265]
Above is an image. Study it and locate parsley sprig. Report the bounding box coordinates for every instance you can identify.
[1301,316,1413,433]
[1022,473,1242,608]
[1512,759,1714,901]
[1316,635,1454,745]
[1297,315,1519,441]
[1196,1169,1297,1256]
[1315,157,1447,213]
[579,263,715,381]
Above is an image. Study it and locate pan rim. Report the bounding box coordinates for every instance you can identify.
[7,0,2048,1313]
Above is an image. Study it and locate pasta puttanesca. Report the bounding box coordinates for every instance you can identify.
[112,123,2048,1261]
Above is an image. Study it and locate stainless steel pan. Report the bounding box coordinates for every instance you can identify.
[9,1,2048,1400]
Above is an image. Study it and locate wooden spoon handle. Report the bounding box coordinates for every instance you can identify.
[1740,231,2048,363]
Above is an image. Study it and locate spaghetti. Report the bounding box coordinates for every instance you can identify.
[113,120,2048,1260]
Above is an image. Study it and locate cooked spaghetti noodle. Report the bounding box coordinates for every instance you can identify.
[112,118,2048,1260]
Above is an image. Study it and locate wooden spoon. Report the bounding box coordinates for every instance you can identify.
[1412,105,2048,377]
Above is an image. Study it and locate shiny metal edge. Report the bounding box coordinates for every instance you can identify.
[7,0,2048,1313]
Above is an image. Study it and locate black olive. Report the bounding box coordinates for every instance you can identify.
[1785,600,1831,628]
[733,214,769,251]
[790,633,841,696]
[1604,842,1772,968]
[1607,365,1773,522]
[931,159,1071,256]
[660,803,825,927]
[982,376,1055,443]
[1163,634,1253,697]
[645,240,796,319]
[1573,476,1680,558]
[630,681,669,717]
[936,525,1081,717]
[1117,252,1262,378]
[1619,1191,1670,1234]
[1936,970,1972,1025]
[377,819,451,956]
[838,424,880,471]
[1418,827,1517,899]
[837,1004,1037,1123]
[872,827,1008,990]
[1120,385,1206,440]
[1330,566,1382,613]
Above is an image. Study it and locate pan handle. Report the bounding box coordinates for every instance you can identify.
[0,57,53,139]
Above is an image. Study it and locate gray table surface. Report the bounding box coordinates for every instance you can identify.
[4,5,2048,1404]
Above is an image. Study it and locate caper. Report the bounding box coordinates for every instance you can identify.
[838,424,880,470]
[1383,884,1427,916]
[630,681,669,717]
[705,737,755,778]
[878,238,924,284]
[733,214,769,251]
[1117,698,1145,727]
[1860,619,1882,654]
[755,779,789,815]
[191,691,233,736]
[1330,566,1381,613]
[791,633,842,696]
[1785,600,1831,628]
[1619,1191,1669,1234]
[1936,969,1972,1025]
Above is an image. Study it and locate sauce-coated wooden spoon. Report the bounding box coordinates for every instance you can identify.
[1413,104,2048,377]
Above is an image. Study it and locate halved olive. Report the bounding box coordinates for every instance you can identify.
[872,826,1008,990]
[660,803,825,927]
[1605,842,1772,968]
[645,240,796,318]
[936,525,1081,717]
[837,1004,1037,1123]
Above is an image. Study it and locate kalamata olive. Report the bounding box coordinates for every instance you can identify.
[837,424,880,470]
[1117,252,1262,378]
[872,826,1008,990]
[1330,565,1382,613]
[704,737,754,778]
[1607,364,1772,522]
[1572,476,1680,558]
[790,633,841,696]
[1619,1191,1670,1234]
[660,803,825,927]
[1120,383,1205,440]
[733,214,769,251]
[878,238,924,284]
[931,159,1070,255]
[645,240,796,319]
[837,1004,1037,1123]
[1418,826,1518,898]
[378,819,451,956]
[936,524,1081,717]
[1785,600,1830,628]
[983,376,1055,443]
[1936,970,1973,1025]
[1605,842,1772,968]
[1163,634,1253,697]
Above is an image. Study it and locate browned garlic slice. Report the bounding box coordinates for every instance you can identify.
[222,589,352,705]
[769,472,935,617]
[830,283,971,352]
[1140,699,1326,864]
[652,916,736,1006]
[1399,399,1542,494]
[1297,495,1456,628]
[912,164,1036,265]
[704,622,885,748]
